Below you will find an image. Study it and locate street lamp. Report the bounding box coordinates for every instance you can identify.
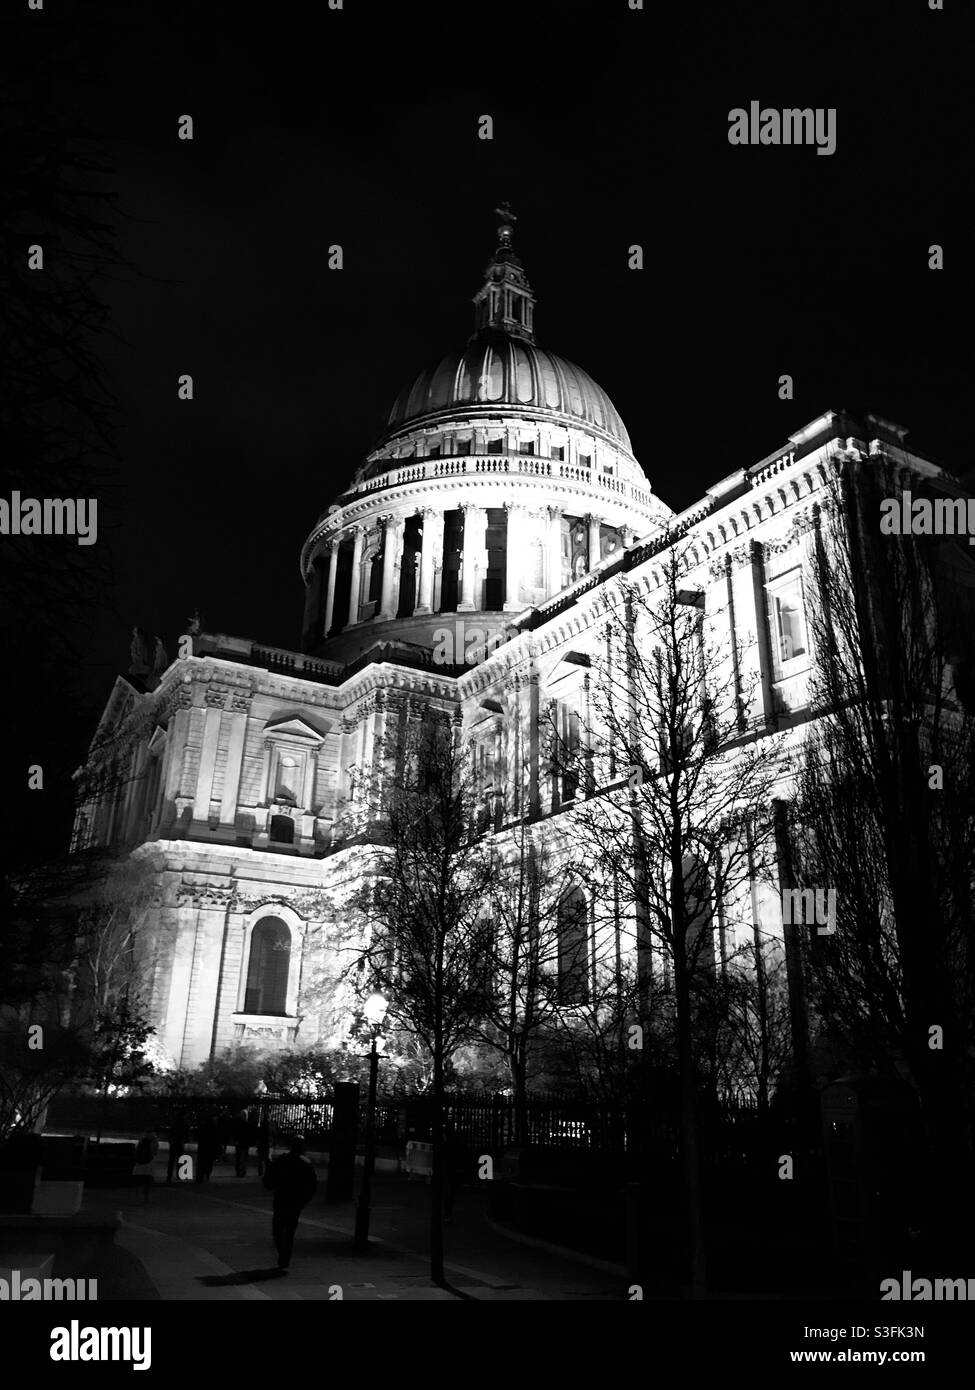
[353,991,388,1249]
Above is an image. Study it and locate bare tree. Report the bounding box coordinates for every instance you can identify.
[564,542,787,1297]
[790,457,975,1258]
[0,852,161,1142]
[0,15,129,872]
[472,820,580,1139]
[350,713,495,1285]
[692,938,795,1112]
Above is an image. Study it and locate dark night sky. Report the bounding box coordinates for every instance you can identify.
[3,0,969,864]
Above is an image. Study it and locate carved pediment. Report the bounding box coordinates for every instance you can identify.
[88,675,145,754]
[263,713,331,742]
[544,649,591,701]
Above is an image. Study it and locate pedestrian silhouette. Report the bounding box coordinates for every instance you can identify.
[195,1115,219,1183]
[255,1114,271,1177]
[134,1132,158,1204]
[263,1136,317,1270]
[232,1109,251,1177]
[166,1113,189,1184]
[217,1108,234,1162]
[443,1119,462,1224]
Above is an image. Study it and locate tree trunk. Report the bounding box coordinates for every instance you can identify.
[676,968,707,1298]
[513,1047,528,1148]
[429,1038,445,1286]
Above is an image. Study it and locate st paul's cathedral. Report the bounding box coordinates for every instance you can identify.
[71,208,954,1073]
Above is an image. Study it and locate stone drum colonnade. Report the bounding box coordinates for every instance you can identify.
[306,491,643,647]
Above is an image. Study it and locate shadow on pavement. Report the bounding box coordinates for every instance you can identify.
[196,1268,288,1286]
[438,1280,477,1301]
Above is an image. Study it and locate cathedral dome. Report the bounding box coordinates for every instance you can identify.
[384,334,632,451]
[299,207,672,665]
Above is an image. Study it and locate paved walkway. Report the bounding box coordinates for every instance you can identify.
[83,1157,627,1301]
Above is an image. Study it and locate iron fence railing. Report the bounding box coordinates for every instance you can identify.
[43,1089,770,1164]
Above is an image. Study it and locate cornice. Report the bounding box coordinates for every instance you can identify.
[174,877,334,917]
[341,661,460,703]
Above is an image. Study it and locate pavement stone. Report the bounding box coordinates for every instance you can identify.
[78,1156,626,1302]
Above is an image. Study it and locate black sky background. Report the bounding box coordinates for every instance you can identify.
[2,0,970,867]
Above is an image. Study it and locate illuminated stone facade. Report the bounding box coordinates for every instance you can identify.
[72,213,949,1071]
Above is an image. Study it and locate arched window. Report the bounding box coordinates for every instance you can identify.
[244,917,291,1015]
[557,887,589,1004]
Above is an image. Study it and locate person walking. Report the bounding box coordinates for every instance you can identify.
[442,1118,462,1225]
[133,1132,159,1205]
[166,1113,189,1184]
[232,1109,251,1178]
[263,1136,317,1270]
[217,1108,234,1164]
[255,1113,271,1178]
[195,1115,219,1183]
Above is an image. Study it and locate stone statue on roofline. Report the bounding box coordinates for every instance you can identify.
[128,626,170,690]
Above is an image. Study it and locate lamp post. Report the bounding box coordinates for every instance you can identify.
[353,991,388,1249]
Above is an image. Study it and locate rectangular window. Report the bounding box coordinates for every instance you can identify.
[556,700,581,804]
[274,752,301,804]
[429,443,441,458]
[511,716,521,816]
[487,438,504,454]
[454,438,471,455]
[519,440,535,455]
[474,735,494,831]
[578,453,591,469]
[557,890,589,1005]
[769,573,809,669]
[551,445,565,461]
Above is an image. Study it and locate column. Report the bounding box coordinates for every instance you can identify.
[161,907,195,1065]
[528,665,541,820]
[192,704,223,823]
[503,502,522,611]
[379,516,404,619]
[587,514,601,572]
[323,540,340,636]
[120,744,147,842]
[582,672,594,795]
[371,697,390,808]
[302,558,325,647]
[416,507,442,614]
[507,678,521,818]
[459,504,485,612]
[345,525,365,628]
[750,540,777,729]
[219,707,249,827]
[161,700,191,829]
[181,906,229,1065]
[547,505,563,596]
